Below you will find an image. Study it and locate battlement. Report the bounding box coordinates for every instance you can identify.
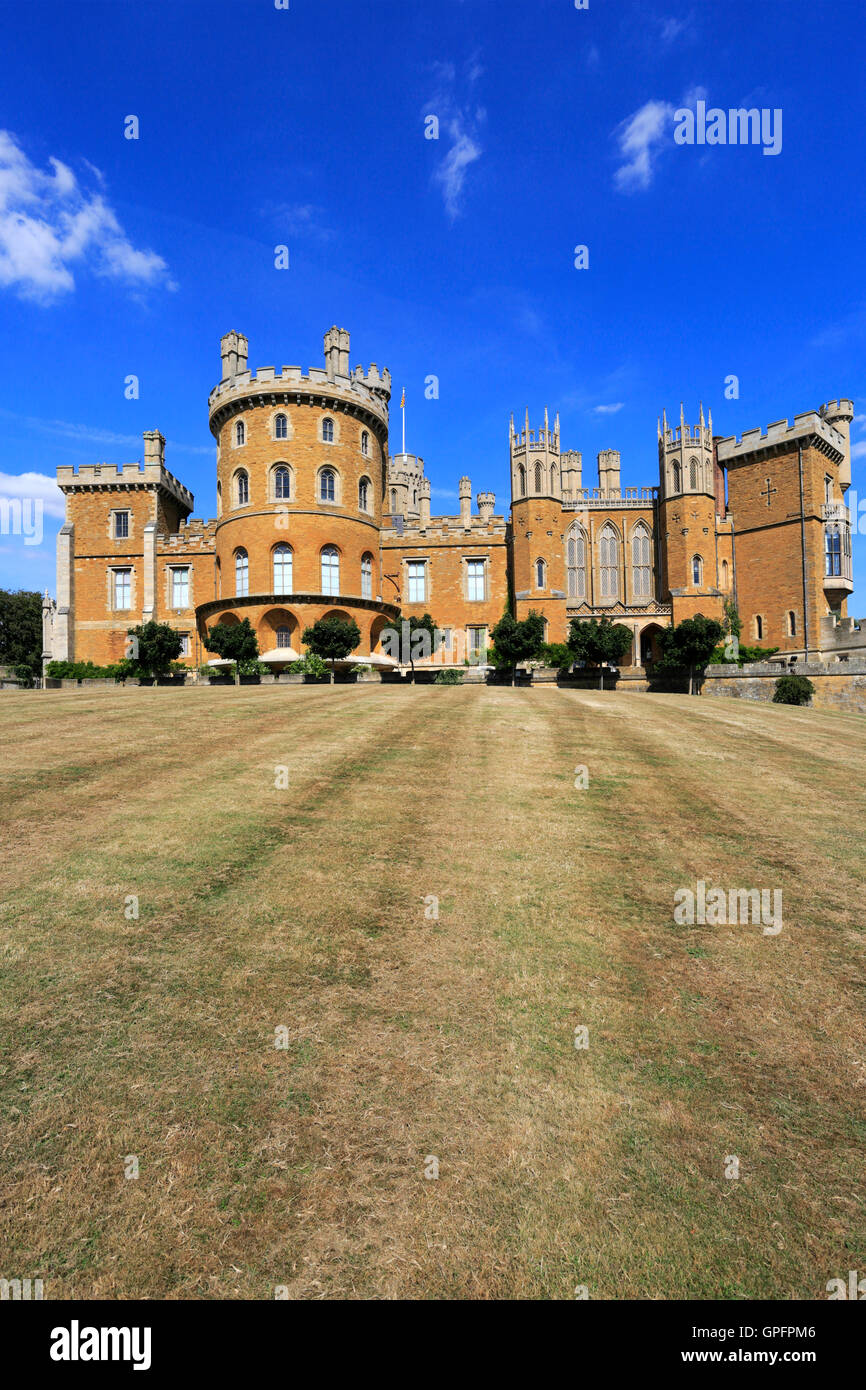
[381,511,507,539]
[821,399,855,422]
[159,517,218,549]
[209,329,391,430]
[562,487,657,510]
[717,409,846,463]
[510,409,561,456]
[55,460,194,511]
[659,404,713,452]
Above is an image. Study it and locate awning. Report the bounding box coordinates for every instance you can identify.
[259,648,302,663]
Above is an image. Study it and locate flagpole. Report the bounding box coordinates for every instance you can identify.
[402,389,406,455]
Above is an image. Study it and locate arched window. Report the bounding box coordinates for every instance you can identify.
[535,558,546,589]
[273,465,290,501]
[320,468,336,502]
[235,548,248,597]
[321,545,339,596]
[361,552,373,600]
[236,470,249,506]
[235,420,245,447]
[756,615,764,640]
[273,544,292,594]
[216,480,222,517]
[274,413,288,440]
[788,610,797,637]
[689,457,698,489]
[390,488,397,513]
[276,626,293,649]
[567,525,587,600]
[721,558,729,588]
[534,461,543,493]
[358,477,370,511]
[550,464,557,492]
[692,554,703,585]
[322,417,334,444]
[672,462,682,493]
[361,430,369,456]
[599,524,619,600]
[631,524,652,598]
[518,464,526,498]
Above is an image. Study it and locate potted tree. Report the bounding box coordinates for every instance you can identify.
[301,616,362,682]
[489,610,546,685]
[203,618,260,683]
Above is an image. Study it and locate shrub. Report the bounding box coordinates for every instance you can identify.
[773,674,814,706]
[237,659,269,676]
[294,654,329,678]
[434,668,463,684]
[540,642,573,670]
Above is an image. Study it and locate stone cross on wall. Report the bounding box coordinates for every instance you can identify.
[760,477,778,508]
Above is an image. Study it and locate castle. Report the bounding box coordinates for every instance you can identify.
[42,327,855,672]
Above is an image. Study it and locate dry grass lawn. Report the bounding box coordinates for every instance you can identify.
[0,683,863,1300]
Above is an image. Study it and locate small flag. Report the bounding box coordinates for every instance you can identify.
[400,389,405,409]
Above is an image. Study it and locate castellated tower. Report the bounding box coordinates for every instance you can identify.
[510,409,569,641]
[658,403,724,622]
[203,328,400,659]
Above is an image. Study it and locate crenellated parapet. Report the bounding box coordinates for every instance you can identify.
[208,327,392,437]
[56,458,194,514]
[717,409,847,465]
[159,517,217,550]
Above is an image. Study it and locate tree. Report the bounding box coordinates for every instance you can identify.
[205,618,259,682]
[127,621,184,679]
[567,616,633,690]
[657,613,724,695]
[405,613,442,682]
[0,589,42,677]
[490,610,546,679]
[302,615,361,677]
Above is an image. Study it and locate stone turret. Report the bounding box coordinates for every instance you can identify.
[477,491,495,522]
[418,478,431,526]
[509,407,561,500]
[597,449,621,495]
[220,331,248,381]
[821,399,855,491]
[324,326,351,381]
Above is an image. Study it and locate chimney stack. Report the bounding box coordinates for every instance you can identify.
[418,478,431,526]
[143,430,165,469]
[459,476,472,527]
[597,448,621,495]
[220,331,248,381]
[324,326,351,380]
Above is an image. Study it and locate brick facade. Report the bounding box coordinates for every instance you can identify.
[43,327,855,672]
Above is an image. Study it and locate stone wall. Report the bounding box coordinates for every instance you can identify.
[701,659,866,713]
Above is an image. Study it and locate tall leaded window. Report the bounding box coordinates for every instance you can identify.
[466,559,486,601]
[361,430,369,456]
[535,558,546,589]
[407,561,426,603]
[567,526,587,600]
[361,553,373,600]
[273,544,292,594]
[322,418,335,443]
[599,524,619,600]
[672,462,682,493]
[274,413,288,440]
[235,420,245,446]
[171,567,190,608]
[534,461,543,493]
[358,478,370,511]
[235,548,249,596]
[236,470,249,506]
[550,464,557,492]
[631,525,651,598]
[321,546,339,595]
[692,554,703,585]
[518,464,526,497]
[113,568,132,610]
[689,457,698,489]
[274,466,290,500]
[114,511,130,539]
[320,468,336,502]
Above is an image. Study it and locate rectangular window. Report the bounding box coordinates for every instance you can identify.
[171,567,190,608]
[468,626,487,660]
[466,559,486,601]
[407,561,427,604]
[113,568,132,610]
[114,511,130,539]
[178,633,190,656]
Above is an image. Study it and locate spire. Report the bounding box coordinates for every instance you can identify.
[680,401,685,434]
[657,416,662,441]
[699,400,705,431]
[525,407,530,441]
[663,407,668,437]
[708,406,713,438]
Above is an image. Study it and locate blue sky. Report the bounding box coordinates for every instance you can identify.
[1,0,864,595]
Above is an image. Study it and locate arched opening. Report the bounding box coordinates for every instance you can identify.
[640,623,665,666]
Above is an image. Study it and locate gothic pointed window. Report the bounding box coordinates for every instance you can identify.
[535,558,546,589]
[273,465,290,500]
[689,457,698,489]
[322,418,335,443]
[321,545,339,595]
[361,553,373,600]
[274,413,288,440]
[631,524,652,598]
[235,548,249,597]
[599,524,619,600]
[518,464,526,497]
[235,420,245,447]
[534,461,543,493]
[550,463,557,492]
[672,462,682,493]
[567,525,587,600]
[358,477,370,511]
[320,468,336,502]
[236,470,249,506]
[692,554,703,585]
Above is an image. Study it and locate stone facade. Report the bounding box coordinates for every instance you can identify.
[43,326,855,673]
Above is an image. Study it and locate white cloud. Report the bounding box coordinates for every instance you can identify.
[0,130,175,302]
[0,406,212,456]
[427,59,486,220]
[593,402,625,415]
[613,100,675,192]
[0,470,65,518]
[852,441,866,461]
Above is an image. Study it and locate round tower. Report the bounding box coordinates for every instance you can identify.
[199,328,400,660]
[658,403,723,621]
[820,399,855,492]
